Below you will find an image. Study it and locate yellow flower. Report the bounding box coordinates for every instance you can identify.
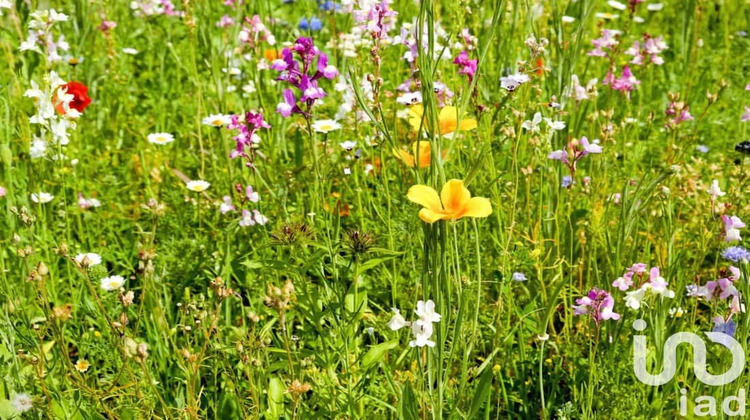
[407,179,492,223]
[75,359,90,373]
[408,105,477,135]
[392,141,447,168]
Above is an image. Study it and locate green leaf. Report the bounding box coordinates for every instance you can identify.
[360,339,399,370]
[466,367,494,419]
[267,377,285,419]
[400,383,419,420]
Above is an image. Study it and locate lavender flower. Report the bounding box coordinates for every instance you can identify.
[723,246,750,263]
[227,111,270,166]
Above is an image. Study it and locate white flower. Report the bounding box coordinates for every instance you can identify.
[647,3,663,11]
[202,114,232,128]
[311,119,342,133]
[594,12,619,20]
[239,209,256,227]
[409,321,435,347]
[544,118,566,131]
[396,91,422,105]
[147,132,174,145]
[31,192,54,203]
[415,299,442,324]
[186,180,210,192]
[100,275,125,291]
[339,140,357,150]
[49,9,68,22]
[11,393,33,413]
[253,209,269,225]
[607,0,626,10]
[30,137,47,159]
[625,286,647,310]
[521,112,542,132]
[122,48,139,55]
[387,308,411,330]
[500,73,530,91]
[512,272,528,282]
[74,253,102,267]
[707,180,725,199]
[561,16,576,23]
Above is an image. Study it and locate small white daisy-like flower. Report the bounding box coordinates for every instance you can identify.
[647,3,663,11]
[31,192,54,203]
[594,12,619,20]
[75,359,90,372]
[147,132,174,145]
[561,16,576,23]
[122,48,139,55]
[186,180,210,192]
[11,393,33,413]
[202,114,232,128]
[607,0,626,10]
[74,253,102,267]
[100,275,125,291]
[311,119,342,133]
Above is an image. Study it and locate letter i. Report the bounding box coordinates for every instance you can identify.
[680,389,687,417]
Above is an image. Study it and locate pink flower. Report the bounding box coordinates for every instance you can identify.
[722,215,746,242]
[742,106,750,122]
[604,66,640,94]
[588,29,618,57]
[453,51,478,83]
[216,15,234,28]
[573,288,620,325]
[0,186,6,197]
[98,20,117,33]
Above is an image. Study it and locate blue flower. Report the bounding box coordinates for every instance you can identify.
[722,246,750,263]
[299,17,323,31]
[512,272,528,282]
[561,175,573,188]
[318,0,339,11]
[713,317,736,337]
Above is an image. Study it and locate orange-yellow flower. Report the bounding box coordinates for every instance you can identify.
[392,141,447,168]
[408,105,477,135]
[407,179,492,223]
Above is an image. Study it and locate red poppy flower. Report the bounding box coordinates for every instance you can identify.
[55,81,92,115]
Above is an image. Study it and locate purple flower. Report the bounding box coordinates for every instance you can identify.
[561,176,573,188]
[453,51,478,83]
[742,106,750,122]
[722,246,750,263]
[272,37,338,118]
[573,288,620,325]
[548,137,603,184]
[353,0,397,40]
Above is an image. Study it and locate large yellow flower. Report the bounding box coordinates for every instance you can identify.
[407,179,492,223]
[392,141,447,168]
[408,105,478,135]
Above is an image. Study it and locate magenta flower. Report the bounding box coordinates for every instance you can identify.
[453,51,478,83]
[573,288,620,325]
[272,37,338,119]
[216,15,235,28]
[97,20,117,33]
[604,66,640,95]
[227,111,271,166]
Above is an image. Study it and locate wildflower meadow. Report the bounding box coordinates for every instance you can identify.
[1,0,750,418]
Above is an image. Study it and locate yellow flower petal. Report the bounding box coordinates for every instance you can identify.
[419,208,448,224]
[393,148,415,167]
[438,106,458,135]
[458,118,478,131]
[459,197,493,219]
[413,141,432,168]
[407,185,442,212]
[440,179,471,215]
[408,104,425,131]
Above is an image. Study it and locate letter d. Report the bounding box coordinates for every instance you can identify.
[723,389,745,416]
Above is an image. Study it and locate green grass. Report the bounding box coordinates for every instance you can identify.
[0,0,749,418]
